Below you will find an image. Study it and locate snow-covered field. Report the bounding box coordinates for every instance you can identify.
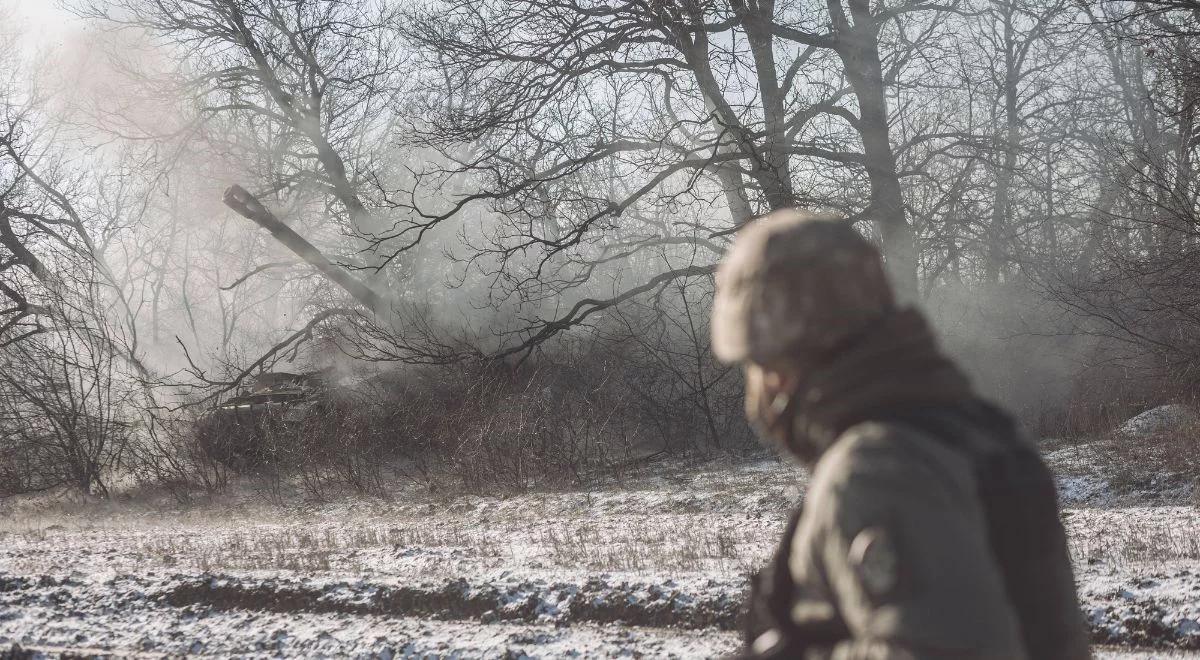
[2,447,1199,658]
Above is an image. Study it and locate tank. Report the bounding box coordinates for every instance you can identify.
[195,371,330,469]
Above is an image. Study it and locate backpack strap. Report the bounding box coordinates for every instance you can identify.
[876,403,1074,660]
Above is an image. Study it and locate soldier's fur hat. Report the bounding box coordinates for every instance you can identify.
[711,209,895,364]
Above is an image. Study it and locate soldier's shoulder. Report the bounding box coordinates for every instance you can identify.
[809,421,976,502]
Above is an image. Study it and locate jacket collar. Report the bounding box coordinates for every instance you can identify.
[790,308,975,461]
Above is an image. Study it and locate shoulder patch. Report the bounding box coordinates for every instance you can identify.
[849,526,899,600]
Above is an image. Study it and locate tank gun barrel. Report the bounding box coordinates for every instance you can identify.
[222,184,387,313]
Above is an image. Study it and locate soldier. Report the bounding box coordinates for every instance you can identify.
[712,210,1090,660]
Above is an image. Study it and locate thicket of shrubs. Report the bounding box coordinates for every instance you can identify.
[72,323,756,503]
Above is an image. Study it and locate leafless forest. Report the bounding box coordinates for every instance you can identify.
[0,0,1198,498]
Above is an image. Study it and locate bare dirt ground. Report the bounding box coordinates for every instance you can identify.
[2,451,1199,658]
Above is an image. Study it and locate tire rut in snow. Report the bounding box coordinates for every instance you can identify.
[163,574,1200,649]
[1089,601,1200,650]
[161,575,744,631]
[7,570,1196,650]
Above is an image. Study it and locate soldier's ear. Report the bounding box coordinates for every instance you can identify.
[760,364,800,396]
[761,369,784,394]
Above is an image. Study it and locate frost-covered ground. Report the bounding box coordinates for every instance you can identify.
[1,448,1199,658]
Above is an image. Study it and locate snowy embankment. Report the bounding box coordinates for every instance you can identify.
[2,423,1199,658]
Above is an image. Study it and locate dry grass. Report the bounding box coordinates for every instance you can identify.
[0,461,794,582]
[540,519,758,573]
[10,453,1193,588]
[85,511,769,577]
[1066,508,1200,565]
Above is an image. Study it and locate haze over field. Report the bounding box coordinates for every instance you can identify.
[2,0,1200,656]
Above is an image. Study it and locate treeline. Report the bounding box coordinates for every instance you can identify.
[0,0,1198,496]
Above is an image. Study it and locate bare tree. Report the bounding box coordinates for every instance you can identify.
[396,0,965,351]
[77,0,413,273]
[0,87,144,495]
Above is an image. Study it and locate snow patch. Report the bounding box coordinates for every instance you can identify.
[1119,405,1200,439]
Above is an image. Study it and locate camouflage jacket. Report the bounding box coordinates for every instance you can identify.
[740,310,1090,660]
[745,412,1091,660]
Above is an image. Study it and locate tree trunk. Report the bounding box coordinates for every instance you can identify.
[735,0,797,212]
[984,3,1021,283]
[830,0,918,300]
